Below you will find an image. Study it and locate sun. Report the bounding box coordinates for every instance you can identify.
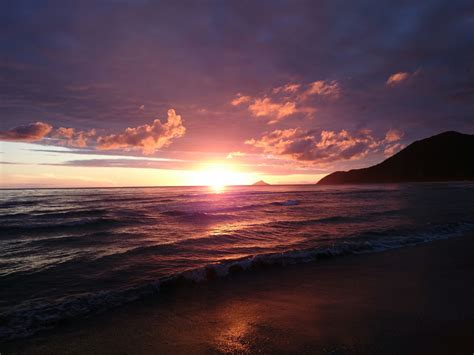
[206,169,229,192]
[191,164,252,191]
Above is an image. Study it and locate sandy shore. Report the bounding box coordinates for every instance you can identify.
[2,234,473,354]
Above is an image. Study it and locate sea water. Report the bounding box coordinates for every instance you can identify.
[1,182,473,340]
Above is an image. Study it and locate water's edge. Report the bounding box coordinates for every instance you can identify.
[1,221,472,343]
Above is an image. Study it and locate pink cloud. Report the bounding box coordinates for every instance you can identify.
[386,72,410,86]
[384,143,405,156]
[0,109,185,155]
[53,127,97,148]
[273,83,301,94]
[248,98,298,123]
[300,80,341,100]
[232,80,340,124]
[385,128,404,142]
[246,128,400,164]
[226,151,246,159]
[0,122,52,141]
[245,128,300,153]
[97,109,185,154]
[231,94,251,106]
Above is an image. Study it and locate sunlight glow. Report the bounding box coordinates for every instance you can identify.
[191,164,252,191]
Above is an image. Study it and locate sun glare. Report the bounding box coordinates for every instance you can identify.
[191,164,252,192]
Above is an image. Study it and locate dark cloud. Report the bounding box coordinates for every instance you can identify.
[0,122,52,141]
[1,0,473,170]
[0,110,186,154]
[246,128,404,165]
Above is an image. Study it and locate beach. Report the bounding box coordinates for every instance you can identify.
[3,0,474,352]
[3,233,473,354]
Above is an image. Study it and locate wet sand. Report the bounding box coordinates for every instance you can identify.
[2,234,473,354]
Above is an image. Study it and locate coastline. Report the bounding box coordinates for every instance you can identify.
[2,233,473,354]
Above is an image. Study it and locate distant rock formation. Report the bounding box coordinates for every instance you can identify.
[252,180,271,186]
[317,131,474,185]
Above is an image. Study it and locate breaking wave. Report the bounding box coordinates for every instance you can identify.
[1,220,472,341]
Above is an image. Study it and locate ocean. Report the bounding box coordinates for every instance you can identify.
[1,183,473,340]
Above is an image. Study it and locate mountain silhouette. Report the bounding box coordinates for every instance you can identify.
[317,131,474,185]
[252,180,271,186]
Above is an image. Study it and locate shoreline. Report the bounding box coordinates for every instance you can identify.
[2,233,473,354]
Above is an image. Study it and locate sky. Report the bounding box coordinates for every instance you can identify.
[1,0,473,187]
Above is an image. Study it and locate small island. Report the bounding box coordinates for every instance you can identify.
[318,131,474,185]
[252,180,271,186]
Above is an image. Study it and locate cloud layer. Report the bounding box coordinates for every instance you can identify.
[0,122,52,141]
[232,79,339,124]
[52,127,97,148]
[248,98,298,123]
[0,110,185,154]
[1,0,473,180]
[97,109,185,154]
[246,128,404,165]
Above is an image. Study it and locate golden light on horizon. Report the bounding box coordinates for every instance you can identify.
[191,163,253,191]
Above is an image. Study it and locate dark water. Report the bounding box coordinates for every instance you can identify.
[1,183,473,340]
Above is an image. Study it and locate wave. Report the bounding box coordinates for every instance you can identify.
[261,215,353,229]
[161,199,300,219]
[271,199,299,206]
[92,233,250,262]
[255,209,403,230]
[22,232,122,248]
[33,209,108,219]
[0,212,31,219]
[329,188,392,195]
[0,217,123,238]
[1,221,472,342]
[160,210,237,223]
[0,200,42,209]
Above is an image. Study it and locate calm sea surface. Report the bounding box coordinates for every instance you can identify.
[1,183,473,339]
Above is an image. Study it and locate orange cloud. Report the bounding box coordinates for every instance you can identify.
[233,80,335,124]
[245,128,300,155]
[386,72,410,86]
[0,122,52,141]
[301,80,341,100]
[53,127,97,148]
[231,94,251,106]
[97,109,185,154]
[273,83,301,94]
[385,128,404,142]
[384,143,405,156]
[248,98,298,123]
[246,128,401,163]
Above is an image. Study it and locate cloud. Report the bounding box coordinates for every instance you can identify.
[226,151,246,159]
[386,72,410,86]
[0,122,52,141]
[245,128,300,153]
[385,128,404,142]
[232,80,337,124]
[246,128,401,164]
[52,127,97,148]
[2,0,473,161]
[45,158,192,171]
[97,109,186,154]
[1,109,185,155]
[248,98,298,123]
[231,94,251,106]
[301,80,341,100]
[384,143,405,156]
[273,83,301,94]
